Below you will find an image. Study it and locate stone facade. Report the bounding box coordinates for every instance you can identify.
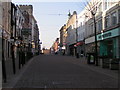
[2,2,11,60]
[66,11,77,55]
[19,5,40,55]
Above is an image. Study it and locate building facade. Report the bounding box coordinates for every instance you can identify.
[76,10,86,57]
[85,0,120,58]
[97,3,120,58]
[1,2,40,83]
[16,5,25,40]
[66,11,77,56]
[19,5,40,55]
[2,2,11,61]
[59,24,67,53]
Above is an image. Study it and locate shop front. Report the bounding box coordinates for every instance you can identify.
[75,41,85,57]
[69,43,76,56]
[97,28,120,58]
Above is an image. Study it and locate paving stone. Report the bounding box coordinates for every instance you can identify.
[2,55,118,89]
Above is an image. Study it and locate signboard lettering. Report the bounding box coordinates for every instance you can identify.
[98,32,112,39]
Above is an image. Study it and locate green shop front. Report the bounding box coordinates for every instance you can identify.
[97,28,120,59]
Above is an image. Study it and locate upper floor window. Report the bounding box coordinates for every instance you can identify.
[90,24,94,35]
[111,12,117,25]
[98,3,102,13]
[97,19,102,32]
[118,9,120,23]
[104,0,108,10]
[104,0,112,10]
[105,15,110,28]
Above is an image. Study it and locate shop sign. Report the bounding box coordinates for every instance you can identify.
[98,32,112,39]
[97,28,120,41]
[85,36,95,44]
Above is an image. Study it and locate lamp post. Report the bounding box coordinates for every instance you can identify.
[91,8,98,66]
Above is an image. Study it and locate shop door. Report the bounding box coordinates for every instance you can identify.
[107,40,113,58]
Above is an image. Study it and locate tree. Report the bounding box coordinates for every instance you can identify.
[83,0,101,66]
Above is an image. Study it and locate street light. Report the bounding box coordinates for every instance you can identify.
[85,5,98,65]
[91,7,98,66]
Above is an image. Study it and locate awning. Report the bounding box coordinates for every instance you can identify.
[76,41,84,46]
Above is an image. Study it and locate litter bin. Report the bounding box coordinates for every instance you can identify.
[110,58,119,70]
[87,53,95,64]
[98,56,103,67]
[102,56,110,68]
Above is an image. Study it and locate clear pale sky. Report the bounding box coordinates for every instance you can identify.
[12,1,85,49]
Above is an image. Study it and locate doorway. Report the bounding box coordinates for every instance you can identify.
[107,40,113,58]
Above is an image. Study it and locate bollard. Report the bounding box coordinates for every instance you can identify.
[110,58,119,70]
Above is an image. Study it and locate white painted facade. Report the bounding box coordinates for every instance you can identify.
[66,11,77,46]
[77,10,86,42]
[66,26,76,45]
[85,0,120,41]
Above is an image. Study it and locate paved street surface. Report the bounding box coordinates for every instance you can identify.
[3,54,118,89]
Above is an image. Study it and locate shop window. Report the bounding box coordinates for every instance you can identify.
[111,12,117,25]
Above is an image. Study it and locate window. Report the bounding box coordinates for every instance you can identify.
[98,3,102,13]
[88,24,91,36]
[97,19,102,32]
[105,15,110,28]
[104,0,108,10]
[104,0,113,10]
[118,9,120,23]
[90,24,94,35]
[111,12,117,25]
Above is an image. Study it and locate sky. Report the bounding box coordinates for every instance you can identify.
[12,1,86,49]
